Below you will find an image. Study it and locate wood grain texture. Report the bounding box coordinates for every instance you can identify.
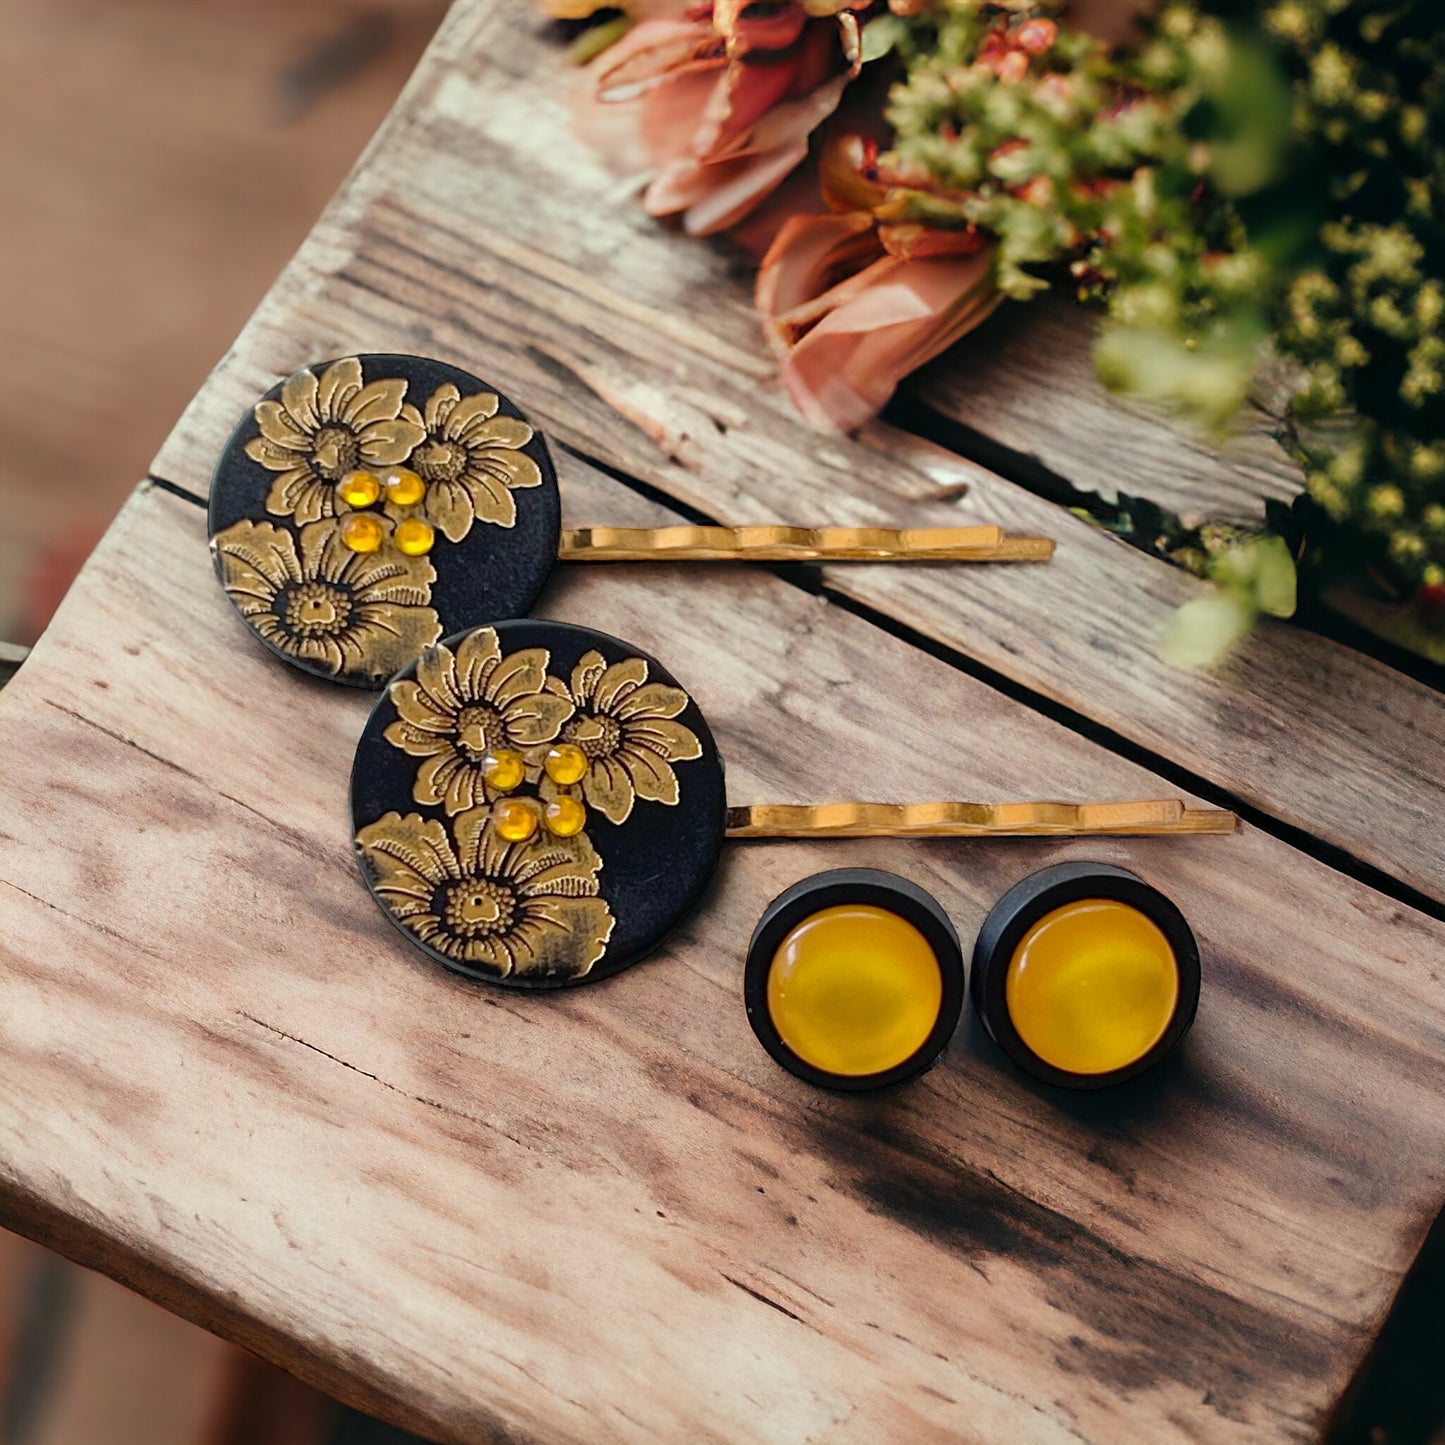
[3,456,1445,1444]
[148,2,1445,907]
[911,297,1304,527]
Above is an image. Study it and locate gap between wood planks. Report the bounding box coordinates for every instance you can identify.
[145,465,1445,929]
[886,391,1445,696]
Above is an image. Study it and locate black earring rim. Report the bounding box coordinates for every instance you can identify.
[744,868,965,1092]
[970,861,1201,1091]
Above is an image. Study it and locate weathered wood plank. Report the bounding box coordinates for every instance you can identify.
[149,2,1445,908]
[3,460,1444,1443]
[911,298,1304,528]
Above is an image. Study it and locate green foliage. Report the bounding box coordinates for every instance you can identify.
[880,0,1445,656]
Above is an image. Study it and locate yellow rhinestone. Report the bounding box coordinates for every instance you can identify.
[493,798,539,842]
[337,470,381,508]
[340,512,385,554]
[544,743,589,786]
[544,795,587,838]
[482,749,526,792]
[382,466,426,507]
[394,517,435,556]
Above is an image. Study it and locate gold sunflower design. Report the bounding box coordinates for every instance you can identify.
[355,807,614,980]
[384,628,575,815]
[212,518,441,678]
[536,651,702,825]
[246,358,426,525]
[391,383,542,541]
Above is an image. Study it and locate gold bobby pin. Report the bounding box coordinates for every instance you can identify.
[724,799,1237,838]
[558,524,1054,563]
[210,355,1060,690]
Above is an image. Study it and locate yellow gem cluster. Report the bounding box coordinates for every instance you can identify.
[483,742,591,841]
[337,467,436,557]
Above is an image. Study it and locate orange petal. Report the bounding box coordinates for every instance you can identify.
[716,1,808,55]
[593,17,721,99]
[775,250,1002,431]
[755,210,880,319]
[877,222,989,260]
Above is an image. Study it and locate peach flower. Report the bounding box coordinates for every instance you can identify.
[583,1,866,236]
[756,137,1000,431]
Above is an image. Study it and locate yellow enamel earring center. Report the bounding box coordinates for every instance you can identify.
[766,904,943,1078]
[1005,900,1179,1076]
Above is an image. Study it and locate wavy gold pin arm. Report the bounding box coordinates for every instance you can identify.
[558,525,1055,563]
[724,800,1238,839]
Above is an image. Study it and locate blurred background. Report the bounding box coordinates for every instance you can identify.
[0,3,443,1441]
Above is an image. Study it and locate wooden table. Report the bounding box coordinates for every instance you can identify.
[2,5,1443,1440]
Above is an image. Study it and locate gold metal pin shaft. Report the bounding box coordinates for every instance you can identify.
[724,799,1237,839]
[559,525,1055,563]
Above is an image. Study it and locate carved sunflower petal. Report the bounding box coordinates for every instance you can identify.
[247,611,287,645]
[356,811,458,894]
[415,642,464,712]
[462,472,517,529]
[624,716,703,762]
[423,478,476,544]
[452,627,503,701]
[388,679,456,735]
[442,390,501,438]
[316,357,363,421]
[383,719,452,759]
[510,896,614,980]
[299,517,353,581]
[479,819,513,879]
[510,829,603,891]
[451,807,492,874]
[472,448,543,493]
[583,756,636,824]
[342,378,408,429]
[468,414,535,449]
[252,400,312,451]
[460,937,514,977]
[423,383,460,433]
[412,751,460,808]
[359,415,427,466]
[570,651,608,705]
[245,436,309,473]
[350,607,444,680]
[345,547,436,604]
[442,760,485,817]
[212,519,302,597]
[612,680,691,721]
[486,646,550,708]
[280,368,321,433]
[502,690,574,747]
[593,657,649,711]
[311,635,349,675]
[268,472,336,526]
[621,746,680,805]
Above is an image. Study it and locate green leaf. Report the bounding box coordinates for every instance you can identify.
[1161,591,1257,668]
[860,14,905,65]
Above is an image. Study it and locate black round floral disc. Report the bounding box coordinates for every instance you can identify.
[350,620,728,988]
[208,354,561,689]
